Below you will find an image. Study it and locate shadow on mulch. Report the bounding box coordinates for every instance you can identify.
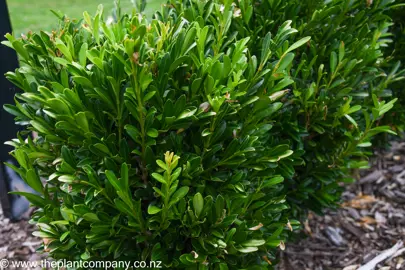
[278,141,405,270]
[0,206,45,266]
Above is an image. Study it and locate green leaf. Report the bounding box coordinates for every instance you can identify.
[276,53,295,72]
[114,199,136,219]
[25,169,43,194]
[50,9,64,19]
[60,231,70,242]
[346,105,361,115]
[241,96,259,108]
[169,187,189,206]
[148,205,162,215]
[54,57,69,66]
[153,187,165,198]
[344,114,358,127]
[285,36,311,54]
[179,254,195,265]
[86,49,104,70]
[3,104,25,118]
[151,173,166,185]
[147,128,159,138]
[47,98,70,115]
[261,32,272,63]
[156,160,168,170]
[14,149,29,170]
[75,112,89,132]
[58,175,75,183]
[330,51,337,74]
[202,129,211,137]
[8,36,30,60]
[144,91,156,102]
[105,170,121,192]
[379,98,398,116]
[121,163,129,192]
[237,246,258,253]
[338,41,345,62]
[81,251,91,260]
[94,13,100,44]
[93,143,111,155]
[33,231,55,238]
[73,76,93,88]
[83,213,100,222]
[241,239,266,247]
[193,193,204,217]
[357,142,372,147]
[125,125,140,142]
[178,108,197,119]
[60,207,77,222]
[262,176,284,189]
[55,38,73,62]
[30,120,52,134]
[78,43,88,67]
[271,77,294,93]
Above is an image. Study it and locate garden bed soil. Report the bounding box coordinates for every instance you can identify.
[0,207,44,266]
[278,141,405,270]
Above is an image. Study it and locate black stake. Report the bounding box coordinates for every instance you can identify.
[0,0,21,219]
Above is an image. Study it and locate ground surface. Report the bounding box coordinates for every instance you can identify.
[0,207,44,268]
[279,141,405,270]
[1,142,404,269]
[7,0,164,34]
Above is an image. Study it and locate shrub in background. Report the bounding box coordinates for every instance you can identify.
[2,3,313,269]
[379,2,405,140]
[159,0,404,216]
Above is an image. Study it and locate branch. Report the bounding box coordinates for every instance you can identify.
[357,241,403,270]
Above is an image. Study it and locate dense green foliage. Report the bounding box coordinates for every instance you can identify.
[2,0,404,269]
[381,2,405,136]
[158,0,405,215]
[3,4,305,269]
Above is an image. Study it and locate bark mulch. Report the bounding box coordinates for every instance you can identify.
[0,207,44,264]
[279,141,405,270]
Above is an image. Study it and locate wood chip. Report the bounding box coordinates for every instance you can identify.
[357,241,403,270]
[278,141,405,270]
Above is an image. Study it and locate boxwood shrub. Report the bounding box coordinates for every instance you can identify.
[158,0,404,215]
[3,4,309,269]
[2,0,402,269]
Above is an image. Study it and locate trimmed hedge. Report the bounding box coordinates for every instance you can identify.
[2,0,404,268]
